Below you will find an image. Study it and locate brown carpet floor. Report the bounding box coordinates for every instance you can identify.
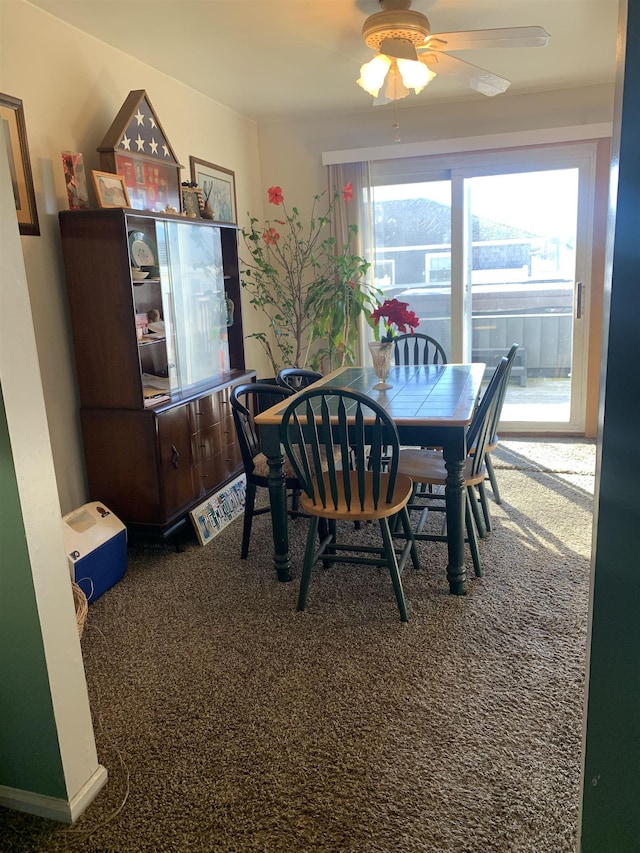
[0,440,596,853]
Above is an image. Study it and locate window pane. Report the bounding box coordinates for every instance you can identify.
[467,170,578,423]
[372,181,452,357]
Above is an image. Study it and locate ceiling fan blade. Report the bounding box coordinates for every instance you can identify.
[423,52,511,97]
[421,26,551,52]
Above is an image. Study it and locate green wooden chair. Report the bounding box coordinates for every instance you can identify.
[277,368,323,392]
[279,386,420,622]
[475,343,519,519]
[392,332,447,366]
[231,382,312,559]
[395,356,510,578]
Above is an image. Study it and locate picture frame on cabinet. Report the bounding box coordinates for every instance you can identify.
[181,184,202,218]
[0,93,39,235]
[190,156,237,224]
[92,170,131,208]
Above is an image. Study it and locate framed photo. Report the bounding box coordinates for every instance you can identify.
[181,184,203,218]
[190,156,237,224]
[0,93,39,236]
[91,169,131,209]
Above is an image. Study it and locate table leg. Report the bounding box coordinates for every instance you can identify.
[443,443,467,595]
[263,439,292,582]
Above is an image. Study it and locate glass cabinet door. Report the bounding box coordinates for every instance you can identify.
[156,219,230,395]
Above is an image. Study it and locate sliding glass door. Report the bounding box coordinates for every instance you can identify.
[370,144,595,432]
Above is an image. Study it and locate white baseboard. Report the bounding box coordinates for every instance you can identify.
[0,764,108,824]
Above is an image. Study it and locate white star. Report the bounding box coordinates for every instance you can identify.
[149,138,158,155]
[162,144,170,157]
[136,135,145,152]
[121,134,131,150]
[134,109,145,126]
[149,116,157,129]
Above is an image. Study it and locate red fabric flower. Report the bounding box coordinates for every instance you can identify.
[342,182,354,202]
[268,186,283,205]
[263,227,280,245]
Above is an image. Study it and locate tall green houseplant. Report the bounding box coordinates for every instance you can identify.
[240,183,376,374]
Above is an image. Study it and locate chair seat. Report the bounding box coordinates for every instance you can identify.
[469,434,498,455]
[251,451,299,481]
[397,448,486,487]
[300,471,414,521]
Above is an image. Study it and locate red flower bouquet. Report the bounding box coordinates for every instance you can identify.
[370,298,420,342]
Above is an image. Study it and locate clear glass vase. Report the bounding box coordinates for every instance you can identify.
[368,340,394,390]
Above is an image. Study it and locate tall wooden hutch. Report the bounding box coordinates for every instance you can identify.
[59,208,254,538]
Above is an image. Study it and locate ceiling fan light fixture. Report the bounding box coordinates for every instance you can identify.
[398,57,436,93]
[357,53,392,97]
[384,62,410,101]
[358,51,437,101]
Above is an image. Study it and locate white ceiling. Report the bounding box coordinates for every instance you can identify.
[28,0,620,121]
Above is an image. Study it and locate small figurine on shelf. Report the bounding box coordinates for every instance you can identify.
[201,180,215,220]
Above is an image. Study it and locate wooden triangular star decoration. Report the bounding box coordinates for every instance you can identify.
[98,90,182,166]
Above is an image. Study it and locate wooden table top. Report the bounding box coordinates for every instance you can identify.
[255,364,485,428]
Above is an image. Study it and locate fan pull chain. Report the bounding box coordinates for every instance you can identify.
[393,101,401,143]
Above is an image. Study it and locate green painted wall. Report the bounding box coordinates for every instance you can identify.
[581,2,640,849]
[0,387,66,797]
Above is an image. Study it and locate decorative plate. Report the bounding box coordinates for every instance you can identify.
[128,231,157,268]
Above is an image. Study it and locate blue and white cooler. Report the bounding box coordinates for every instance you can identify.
[62,502,127,602]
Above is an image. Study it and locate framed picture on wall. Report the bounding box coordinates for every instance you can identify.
[190,156,237,224]
[0,93,39,236]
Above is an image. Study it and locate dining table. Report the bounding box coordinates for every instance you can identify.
[254,362,486,595]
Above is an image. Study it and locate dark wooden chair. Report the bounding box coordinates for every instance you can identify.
[279,387,420,622]
[471,343,519,527]
[393,333,447,366]
[394,357,510,578]
[277,368,323,392]
[230,382,306,559]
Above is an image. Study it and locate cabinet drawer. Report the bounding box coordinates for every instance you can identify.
[189,393,221,430]
[191,422,223,461]
[197,454,226,491]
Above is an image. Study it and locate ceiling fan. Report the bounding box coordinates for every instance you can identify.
[357,0,550,103]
